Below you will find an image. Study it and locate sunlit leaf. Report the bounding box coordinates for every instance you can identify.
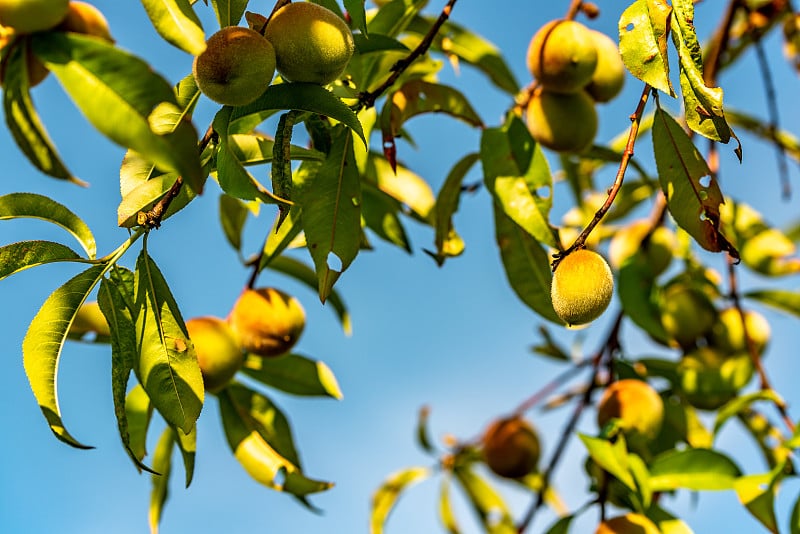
[652,108,736,256]
[141,0,206,55]
[649,448,742,491]
[367,0,426,37]
[618,0,674,95]
[242,353,343,399]
[173,425,196,488]
[438,474,461,534]
[210,0,248,27]
[361,185,411,251]
[428,153,479,265]
[218,194,249,253]
[133,249,204,434]
[649,506,696,534]
[453,466,516,534]
[365,154,435,223]
[344,0,367,36]
[228,132,324,165]
[734,471,781,533]
[0,192,96,258]
[260,205,304,269]
[543,514,575,534]
[744,289,800,317]
[272,110,300,226]
[726,109,800,164]
[579,434,637,490]
[714,390,784,435]
[22,264,108,449]
[370,466,431,534]
[0,241,83,281]
[149,427,174,534]
[125,384,154,468]
[117,173,198,228]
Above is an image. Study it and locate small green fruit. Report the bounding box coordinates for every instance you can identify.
[678,347,754,410]
[709,307,771,356]
[659,283,716,348]
[228,287,306,357]
[482,416,540,479]
[186,316,244,393]
[265,2,354,85]
[595,513,660,534]
[0,0,69,33]
[193,26,276,106]
[551,249,613,326]
[526,88,598,153]
[585,30,626,103]
[527,19,598,93]
[597,379,664,443]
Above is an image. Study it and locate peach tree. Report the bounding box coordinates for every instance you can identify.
[1,0,799,533]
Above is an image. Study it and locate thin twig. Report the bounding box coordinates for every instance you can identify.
[512,359,594,417]
[358,0,458,110]
[552,83,652,270]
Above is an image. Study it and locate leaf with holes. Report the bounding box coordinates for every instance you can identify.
[618,0,674,95]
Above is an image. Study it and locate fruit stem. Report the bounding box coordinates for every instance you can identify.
[552,83,652,271]
[357,0,459,110]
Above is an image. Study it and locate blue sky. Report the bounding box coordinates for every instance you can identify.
[1,1,799,533]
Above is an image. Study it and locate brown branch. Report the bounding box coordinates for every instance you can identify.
[512,359,594,417]
[357,0,458,110]
[516,312,624,534]
[552,83,652,270]
[703,0,742,85]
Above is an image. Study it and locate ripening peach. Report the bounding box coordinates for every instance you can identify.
[481,416,540,479]
[0,0,69,34]
[678,347,754,410]
[585,30,626,103]
[56,1,113,43]
[595,513,660,534]
[551,249,613,326]
[659,283,716,348]
[227,287,306,357]
[186,316,244,393]
[527,19,598,93]
[709,307,771,356]
[526,88,598,153]
[597,379,664,443]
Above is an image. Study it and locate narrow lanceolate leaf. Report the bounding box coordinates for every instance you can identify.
[493,207,562,325]
[726,109,800,164]
[149,427,175,534]
[744,289,800,317]
[242,353,343,399]
[229,82,366,144]
[99,272,158,474]
[218,194,249,253]
[482,114,556,248]
[361,186,412,252]
[125,384,154,466]
[210,0,249,27]
[670,0,734,144]
[117,172,198,228]
[0,241,83,281]
[219,386,333,496]
[273,111,300,227]
[713,390,785,435]
[618,0,674,95]
[228,132,324,166]
[649,448,742,491]
[735,471,782,533]
[370,467,430,534]
[173,425,196,488]
[297,127,362,302]
[366,154,436,223]
[652,109,737,256]
[22,264,108,448]
[265,255,352,335]
[0,192,96,258]
[140,0,206,55]
[260,206,304,269]
[453,467,516,534]
[2,40,76,183]
[579,434,637,491]
[31,32,203,190]
[439,475,461,534]
[428,153,479,265]
[791,492,800,534]
[133,250,204,434]
[344,0,368,36]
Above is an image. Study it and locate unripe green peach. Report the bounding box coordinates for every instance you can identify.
[56,1,113,43]
[678,347,754,410]
[597,379,664,443]
[659,283,716,348]
[193,26,276,106]
[228,287,306,357]
[481,416,540,479]
[265,2,354,85]
[0,0,69,33]
[69,301,111,339]
[527,88,598,153]
[527,19,598,93]
[608,220,675,275]
[585,30,626,103]
[186,316,244,393]
[709,307,771,356]
[551,249,613,326]
[595,513,660,534]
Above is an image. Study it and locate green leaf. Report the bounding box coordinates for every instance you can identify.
[117,172,198,228]
[0,241,83,281]
[618,0,674,95]
[652,108,735,255]
[296,127,362,302]
[453,466,516,534]
[260,205,305,270]
[649,506,696,534]
[354,33,409,55]
[482,114,556,248]
[31,32,203,190]
[133,249,204,434]
[365,154,436,223]
[2,39,76,183]
[173,425,196,488]
[493,207,562,325]
[22,264,108,449]
[272,111,300,226]
[0,192,96,258]
[149,427,174,534]
[791,491,800,534]
[219,386,333,496]
[210,0,248,27]
[714,390,785,435]
[670,0,733,143]
[735,471,781,533]
[265,255,352,335]
[344,0,368,36]
[99,272,158,474]
[367,0,427,37]
[125,384,155,470]
[744,289,800,317]
[726,109,800,165]
[407,16,519,95]
[141,0,206,55]
[649,448,742,491]
[227,132,324,165]
[579,434,637,490]
[543,515,576,534]
[370,466,431,534]
[241,353,343,399]
[229,82,365,145]
[428,153,479,265]
[438,475,461,534]
[218,194,249,253]
[361,185,411,251]
[618,260,669,343]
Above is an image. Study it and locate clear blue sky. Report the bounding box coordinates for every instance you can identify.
[1,1,799,533]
